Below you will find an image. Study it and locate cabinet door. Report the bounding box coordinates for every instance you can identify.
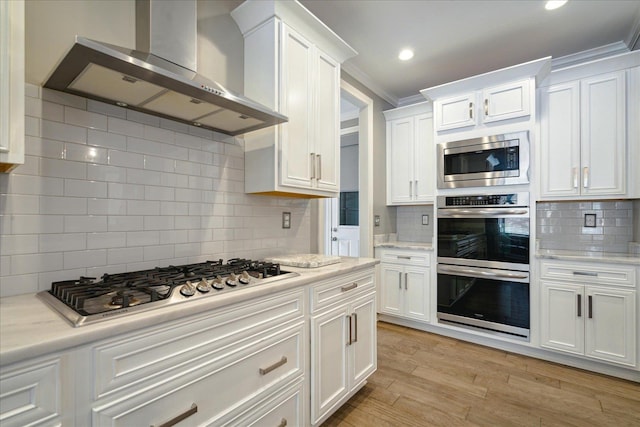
[314,49,340,192]
[379,263,403,315]
[580,71,626,196]
[585,287,636,366]
[387,117,414,204]
[482,79,531,123]
[404,266,430,322]
[350,293,377,387]
[539,81,581,197]
[540,281,584,355]
[310,304,350,424]
[434,93,476,131]
[280,24,314,189]
[413,114,434,203]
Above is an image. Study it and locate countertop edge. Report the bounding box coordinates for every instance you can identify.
[374,242,434,251]
[535,250,640,266]
[0,257,378,367]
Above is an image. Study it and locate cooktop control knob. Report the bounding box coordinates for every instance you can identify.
[212,276,224,290]
[239,271,251,285]
[180,281,196,297]
[225,273,238,287]
[196,279,212,293]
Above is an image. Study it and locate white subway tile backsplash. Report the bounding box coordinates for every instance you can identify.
[87,232,127,249]
[108,150,144,169]
[64,179,108,198]
[1,86,312,296]
[12,253,63,275]
[65,143,108,164]
[39,233,86,253]
[42,119,87,144]
[1,234,39,255]
[64,215,107,233]
[64,106,108,131]
[63,249,107,269]
[1,194,40,214]
[108,116,145,138]
[88,129,127,150]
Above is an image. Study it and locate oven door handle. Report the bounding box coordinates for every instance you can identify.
[438,208,529,217]
[438,264,529,280]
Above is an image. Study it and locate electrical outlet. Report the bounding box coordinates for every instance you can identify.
[422,214,429,225]
[584,213,596,228]
[374,215,380,227]
[282,212,291,229]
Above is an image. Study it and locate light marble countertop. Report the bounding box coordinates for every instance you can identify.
[265,253,342,268]
[0,257,378,367]
[374,241,434,251]
[536,249,640,266]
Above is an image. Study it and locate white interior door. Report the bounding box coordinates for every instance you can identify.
[329,198,359,257]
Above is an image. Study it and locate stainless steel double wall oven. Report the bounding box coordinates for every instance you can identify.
[436,192,531,340]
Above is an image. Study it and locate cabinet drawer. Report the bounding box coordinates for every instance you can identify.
[93,289,304,399]
[228,378,304,427]
[310,270,374,313]
[93,323,304,427]
[540,261,636,288]
[378,249,430,267]
[0,357,63,427]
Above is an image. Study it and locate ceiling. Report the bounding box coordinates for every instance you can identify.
[295,0,640,106]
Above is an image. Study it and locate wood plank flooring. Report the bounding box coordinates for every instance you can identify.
[321,321,640,427]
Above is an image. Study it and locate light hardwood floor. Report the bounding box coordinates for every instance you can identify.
[322,321,640,427]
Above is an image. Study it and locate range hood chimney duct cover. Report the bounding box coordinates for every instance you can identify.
[44,0,287,136]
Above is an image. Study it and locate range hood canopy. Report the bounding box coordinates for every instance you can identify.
[44,1,287,136]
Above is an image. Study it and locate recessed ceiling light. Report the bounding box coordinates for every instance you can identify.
[398,48,414,61]
[545,0,567,10]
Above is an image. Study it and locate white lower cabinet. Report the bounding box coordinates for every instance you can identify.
[310,272,377,426]
[377,248,431,322]
[91,288,306,426]
[0,354,73,427]
[540,261,637,367]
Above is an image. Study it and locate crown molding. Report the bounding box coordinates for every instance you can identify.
[551,41,629,69]
[341,62,398,106]
[627,12,640,51]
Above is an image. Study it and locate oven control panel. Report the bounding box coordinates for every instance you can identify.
[440,192,528,207]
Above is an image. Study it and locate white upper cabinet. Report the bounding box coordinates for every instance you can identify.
[422,57,550,138]
[231,1,356,197]
[539,51,640,199]
[0,0,25,173]
[435,79,531,132]
[384,102,434,205]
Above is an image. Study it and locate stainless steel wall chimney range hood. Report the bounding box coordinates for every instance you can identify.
[44,0,287,136]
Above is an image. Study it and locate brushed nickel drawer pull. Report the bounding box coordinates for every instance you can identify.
[310,153,316,180]
[316,154,322,180]
[341,282,358,292]
[397,255,411,259]
[469,102,474,119]
[404,273,408,290]
[588,295,593,319]
[151,403,197,427]
[573,271,598,277]
[278,418,288,427]
[352,312,358,343]
[347,314,353,345]
[577,294,582,317]
[484,98,489,116]
[259,356,287,375]
[398,272,402,289]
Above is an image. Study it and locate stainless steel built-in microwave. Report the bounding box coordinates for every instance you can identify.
[437,131,529,189]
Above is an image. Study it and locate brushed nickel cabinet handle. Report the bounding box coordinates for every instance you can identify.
[352,312,358,343]
[588,295,593,319]
[573,271,597,277]
[404,272,408,290]
[398,272,402,289]
[151,403,197,427]
[414,180,418,197]
[341,282,357,292]
[316,154,321,180]
[310,153,316,179]
[409,180,413,198]
[397,255,411,260]
[347,314,352,345]
[583,166,589,188]
[577,294,582,317]
[484,98,489,116]
[469,102,474,119]
[572,167,578,189]
[259,356,288,375]
[278,418,288,427]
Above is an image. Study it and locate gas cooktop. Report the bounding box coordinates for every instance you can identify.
[37,259,298,327]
